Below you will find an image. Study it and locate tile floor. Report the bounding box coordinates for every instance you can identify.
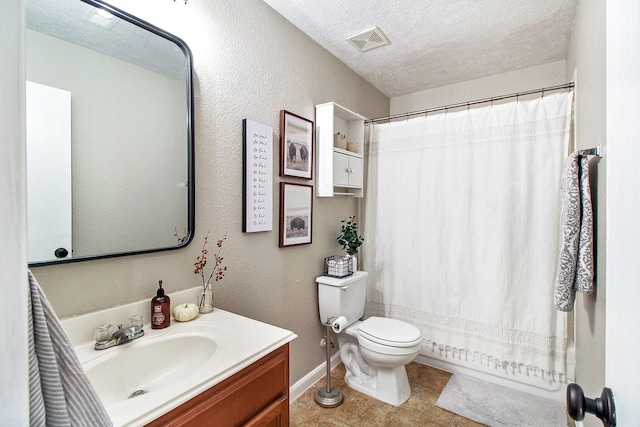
[290,362,485,427]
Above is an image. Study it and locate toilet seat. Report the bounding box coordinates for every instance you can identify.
[358,317,422,348]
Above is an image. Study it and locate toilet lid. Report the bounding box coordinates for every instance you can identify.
[358,317,422,347]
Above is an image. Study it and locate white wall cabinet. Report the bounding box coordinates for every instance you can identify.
[316,102,366,197]
[333,149,363,188]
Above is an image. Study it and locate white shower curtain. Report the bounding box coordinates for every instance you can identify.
[363,93,572,378]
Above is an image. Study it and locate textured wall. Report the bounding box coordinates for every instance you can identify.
[390,60,567,115]
[30,0,389,385]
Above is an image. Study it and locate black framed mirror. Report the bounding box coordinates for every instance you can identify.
[26,0,195,266]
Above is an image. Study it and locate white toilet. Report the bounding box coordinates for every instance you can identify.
[317,271,422,406]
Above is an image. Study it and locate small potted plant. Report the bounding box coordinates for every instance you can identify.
[337,216,364,271]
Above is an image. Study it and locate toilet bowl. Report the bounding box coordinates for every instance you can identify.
[357,317,422,366]
[317,272,422,406]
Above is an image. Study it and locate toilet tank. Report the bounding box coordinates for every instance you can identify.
[317,271,368,326]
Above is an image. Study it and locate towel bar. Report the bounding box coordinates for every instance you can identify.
[577,145,602,158]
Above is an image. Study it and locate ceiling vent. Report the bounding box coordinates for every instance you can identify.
[346,27,390,52]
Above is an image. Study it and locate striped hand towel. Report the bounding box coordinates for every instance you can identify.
[28,271,112,427]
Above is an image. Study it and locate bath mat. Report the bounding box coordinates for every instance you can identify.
[436,374,567,426]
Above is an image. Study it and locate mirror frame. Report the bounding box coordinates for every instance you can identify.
[29,0,195,266]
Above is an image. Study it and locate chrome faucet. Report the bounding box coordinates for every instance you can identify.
[94,319,144,350]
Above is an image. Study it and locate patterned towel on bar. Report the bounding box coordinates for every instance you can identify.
[28,271,112,427]
[554,153,595,312]
[575,156,595,293]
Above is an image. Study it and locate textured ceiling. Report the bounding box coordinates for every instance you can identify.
[262,0,578,98]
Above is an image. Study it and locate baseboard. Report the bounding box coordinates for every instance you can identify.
[290,352,341,402]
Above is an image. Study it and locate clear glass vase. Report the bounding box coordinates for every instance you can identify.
[198,283,214,313]
[349,255,358,272]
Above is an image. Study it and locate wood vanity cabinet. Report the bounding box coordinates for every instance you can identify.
[146,344,290,427]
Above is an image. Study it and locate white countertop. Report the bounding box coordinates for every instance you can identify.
[61,287,297,427]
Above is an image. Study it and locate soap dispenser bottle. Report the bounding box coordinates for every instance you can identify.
[151,280,170,329]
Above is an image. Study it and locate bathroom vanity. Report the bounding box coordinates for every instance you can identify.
[61,287,296,427]
[146,344,289,426]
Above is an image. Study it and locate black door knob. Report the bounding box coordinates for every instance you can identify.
[567,383,616,427]
[54,247,69,258]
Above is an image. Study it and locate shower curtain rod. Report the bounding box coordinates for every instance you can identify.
[365,82,575,124]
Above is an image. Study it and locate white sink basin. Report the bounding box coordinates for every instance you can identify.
[82,323,231,405]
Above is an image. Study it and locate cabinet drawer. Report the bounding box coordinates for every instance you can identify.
[244,395,288,427]
[146,344,289,427]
